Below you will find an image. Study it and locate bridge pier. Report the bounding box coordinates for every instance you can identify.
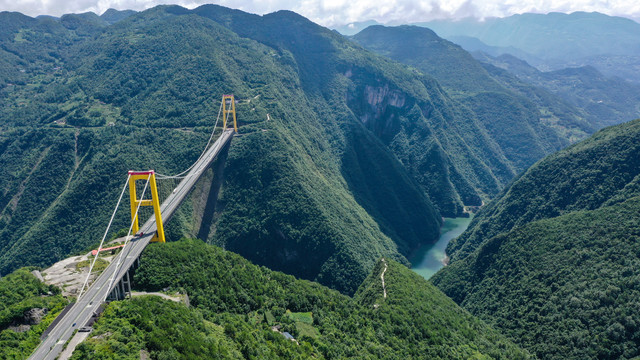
[28,128,236,360]
[124,270,132,297]
[107,267,135,301]
[107,284,119,301]
[119,278,125,299]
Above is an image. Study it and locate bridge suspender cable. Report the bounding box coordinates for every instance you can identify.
[104,175,151,302]
[155,94,237,180]
[155,100,224,180]
[79,95,232,299]
[78,95,234,297]
[77,174,131,299]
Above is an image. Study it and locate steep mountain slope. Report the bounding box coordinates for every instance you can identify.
[0,11,75,89]
[193,6,540,211]
[432,119,640,359]
[476,53,640,129]
[0,269,68,359]
[420,12,640,83]
[68,239,530,359]
[1,5,613,295]
[445,118,640,261]
[0,6,445,295]
[352,25,590,164]
[435,199,640,360]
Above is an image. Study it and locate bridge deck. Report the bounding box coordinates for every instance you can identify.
[29,129,234,360]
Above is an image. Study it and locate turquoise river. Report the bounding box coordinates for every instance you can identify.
[410,217,473,279]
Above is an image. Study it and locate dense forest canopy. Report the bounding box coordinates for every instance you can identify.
[0,4,593,294]
[1,4,640,360]
[69,239,530,359]
[433,119,640,359]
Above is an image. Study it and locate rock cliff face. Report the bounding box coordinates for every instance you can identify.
[358,84,406,134]
[344,72,491,214]
[0,5,581,295]
[23,308,46,325]
[365,84,406,108]
[6,308,47,333]
[347,81,407,140]
[7,324,31,333]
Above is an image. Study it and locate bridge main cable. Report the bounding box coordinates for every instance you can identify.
[29,129,235,360]
[78,174,131,299]
[156,97,224,180]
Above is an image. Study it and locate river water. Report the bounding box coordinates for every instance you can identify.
[410,217,473,279]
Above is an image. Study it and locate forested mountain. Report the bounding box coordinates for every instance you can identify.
[4,4,640,359]
[0,5,441,295]
[190,5,534,212]
[64,239,529,359]
[420,11,640,83]
[352,25,591,153]
[432,119,640,359]
[0,269,68,359]
[0,5,592,293]
[0,4,581,295]
[0,241,531,358]
[99,9,137,24]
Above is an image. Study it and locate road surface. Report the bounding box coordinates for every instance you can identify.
[29,129,234,360]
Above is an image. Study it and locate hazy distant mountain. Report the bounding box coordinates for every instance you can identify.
[476,52,640,128]
[446,35,543,66]
[333,20,382,35]
[420,12,640,59]
[100,8,137,24]
[419,12,640,83]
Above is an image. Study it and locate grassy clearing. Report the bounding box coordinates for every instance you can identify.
[76,258,109,272]
[295,322,319,339]
[286,310,313,324]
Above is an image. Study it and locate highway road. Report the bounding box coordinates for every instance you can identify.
[29,129,234,360]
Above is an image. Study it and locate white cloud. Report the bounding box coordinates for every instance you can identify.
[1,0,639,26]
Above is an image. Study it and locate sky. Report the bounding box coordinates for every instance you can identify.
[2,0,640,27]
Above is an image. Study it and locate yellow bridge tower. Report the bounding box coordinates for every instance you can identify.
[126,95,236,244]
[222,94,238,132]
[128,170,165,243]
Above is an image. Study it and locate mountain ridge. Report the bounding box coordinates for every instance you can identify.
[352,25,590,169]
[433,118,640,359]
[1,4,634,297]
[419,11,640,83]
[1,5,448,295]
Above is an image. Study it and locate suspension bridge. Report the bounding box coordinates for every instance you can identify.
[29,95,238,360]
